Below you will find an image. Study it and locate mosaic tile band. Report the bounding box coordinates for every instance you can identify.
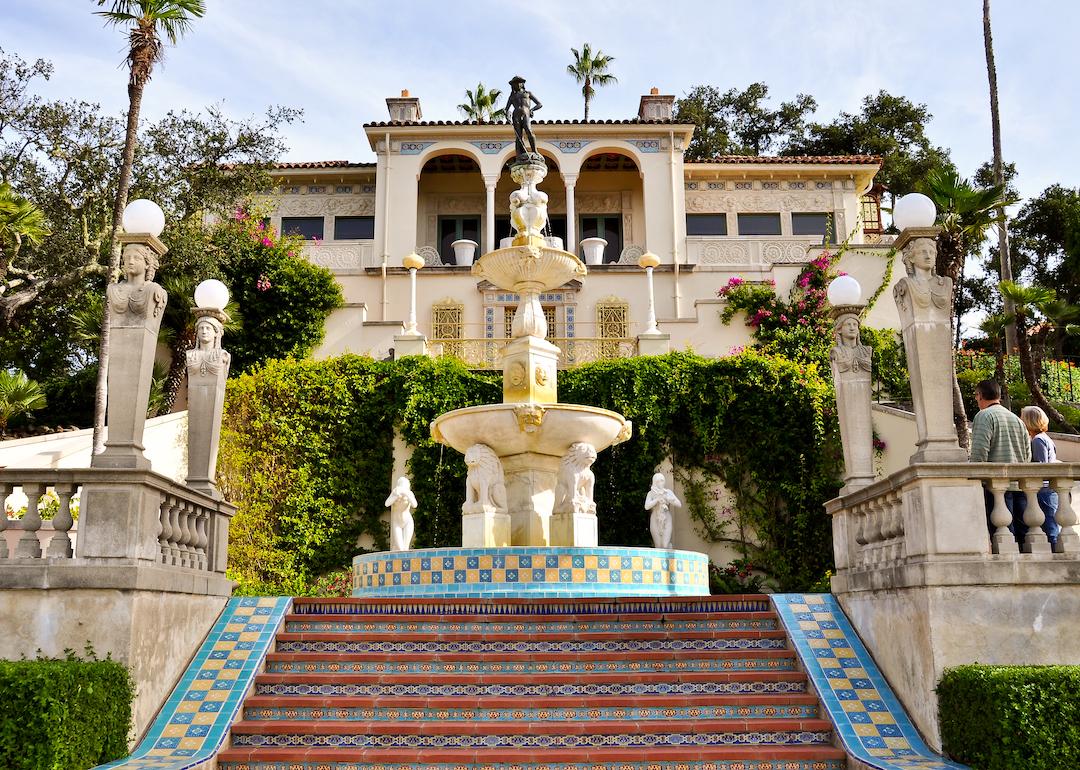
[283,615,775,634]
[352,546,710,598]
[771,594,970,770]
[273,635,788,655]
[93,597,290,770]
[294,596,769,615]
[218,760,843,770]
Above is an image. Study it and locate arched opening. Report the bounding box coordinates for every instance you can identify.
[575,150,643,263]
[417,152,484,264]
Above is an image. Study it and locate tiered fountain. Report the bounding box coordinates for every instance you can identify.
[353,90,709,597]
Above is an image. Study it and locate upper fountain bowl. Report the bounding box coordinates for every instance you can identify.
[472,244,587,294]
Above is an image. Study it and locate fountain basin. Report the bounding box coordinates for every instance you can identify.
[353,546,710,598]
[431,402,630,458]
[471,244,586,293]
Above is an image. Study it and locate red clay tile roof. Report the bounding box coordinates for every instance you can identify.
[693,155,882,165]
[271,160,376,169]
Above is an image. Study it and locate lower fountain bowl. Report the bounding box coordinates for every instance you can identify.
[431,402,630,457]
[352,546,710,598]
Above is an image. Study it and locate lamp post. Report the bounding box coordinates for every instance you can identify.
[402,252,424,335]
[186,279,232,500]
[826,275,875,494]
[639,251,661,336]
[92,199,168,470]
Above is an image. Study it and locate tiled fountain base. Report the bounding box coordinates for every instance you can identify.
[352,546,710,598]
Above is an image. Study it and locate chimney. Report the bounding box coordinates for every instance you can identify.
[386,90,422,123]
[638,87,675,121]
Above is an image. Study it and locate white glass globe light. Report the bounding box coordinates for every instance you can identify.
[194,279,230,310]
[827,274,863,306]
[892,193,936,231]
[122,198,166,237]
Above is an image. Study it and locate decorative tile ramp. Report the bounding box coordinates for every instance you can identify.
[772,594,969,770]
[93,596,291,770]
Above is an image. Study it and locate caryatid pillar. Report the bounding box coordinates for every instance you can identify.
[186,300,231,499]
[829,305,875,492]
[893,227,967,463]
[93,235,169,469]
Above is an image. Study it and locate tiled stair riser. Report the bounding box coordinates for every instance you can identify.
[273,636,789,654]
[283,616,778,633]
[264,655,798,675]
[218,761,844,770]
[292,596,771,615]
[252,678,811,697]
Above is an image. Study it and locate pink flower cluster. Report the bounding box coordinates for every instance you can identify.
[256,274,271,292]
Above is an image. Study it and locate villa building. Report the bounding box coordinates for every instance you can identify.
[261,89,898,364]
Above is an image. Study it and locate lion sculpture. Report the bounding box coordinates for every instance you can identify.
[553,442,597,515]
[463,444,507,513]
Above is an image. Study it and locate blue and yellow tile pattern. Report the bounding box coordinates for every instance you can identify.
[94,596,290,770]
[772,594,969,770]
[353,546,709,597]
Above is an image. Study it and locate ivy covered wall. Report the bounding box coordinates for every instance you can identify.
[219,350,841,594]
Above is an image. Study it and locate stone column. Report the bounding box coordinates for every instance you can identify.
[829,305,875,492]
[186,309,231,499]
[484,175,498,253]
[893,228,967,463]
[563,173,578,254]
[92,236,168,470]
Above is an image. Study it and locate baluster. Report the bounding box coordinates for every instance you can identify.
[989,479,1017,555]
[854,501,869,567]
[867,498,885,565]
[1052,476,1078,554]
[46,483,74,559]
[158,496,174,564]
[182,501,198,568]
[890,490,906,561]
[167,498,184,566]
[0,481,11,559]
[194,508,208,570]
[16,483,44,559]
[176,501,192,568]
[1021,477,1050,555]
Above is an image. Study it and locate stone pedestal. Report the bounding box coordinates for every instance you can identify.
[502,453,559,546]
[394,332,428,358]
[461,508,511,547]
[637,332,670,357]
[186,345,230,499]
[502,336,559,404]
[77,478,167,563]
[550,510,597,547]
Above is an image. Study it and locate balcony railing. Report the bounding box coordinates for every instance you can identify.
[302,240,378,270]
[685,236,825,267]
[430,337,638,370]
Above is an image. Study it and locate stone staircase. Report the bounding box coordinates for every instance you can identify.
[215,596,845,770]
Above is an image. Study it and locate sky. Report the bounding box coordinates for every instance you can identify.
[0,0,1076,205]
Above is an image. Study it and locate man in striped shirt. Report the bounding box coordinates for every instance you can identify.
[970,379,1031,541]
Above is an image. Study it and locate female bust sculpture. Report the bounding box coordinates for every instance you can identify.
[186,314,231,377]
[829,311,872,373]
[107,243,167,320]
[893,237,951,316]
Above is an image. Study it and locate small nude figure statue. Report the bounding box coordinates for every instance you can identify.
[645,472,681,550]
[385,476,417,552]
[506,75,542,157]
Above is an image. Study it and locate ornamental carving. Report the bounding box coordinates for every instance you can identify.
[305,244,371,270]
[436,194,485,215]
[761,241,811,264]
[274,194,376,217]
[684,191,833,214]
[574,193,621,214]
[699,242,750,264]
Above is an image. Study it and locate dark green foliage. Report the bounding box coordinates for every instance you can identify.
[220,352,839,594]
[0,651,133,770]
[215,215,343,373]
[859,327,909,402]
[938,665,1080,769]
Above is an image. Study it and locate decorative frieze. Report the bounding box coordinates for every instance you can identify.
[684,191,833,214]
[274,194,376,217]
[399,141,435,155]
[470,140,512,154]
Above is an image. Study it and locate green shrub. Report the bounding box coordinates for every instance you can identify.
[0,651,133,770]
[938,665,1080,769]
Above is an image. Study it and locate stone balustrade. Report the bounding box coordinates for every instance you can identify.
[0,467,234,577]
[828,462,1080,593]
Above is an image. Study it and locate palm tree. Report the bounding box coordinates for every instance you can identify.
[0,182,49,279]
[983,0,1017,352]
[919,167,1013,449]
[91,0,206,452]
[978,312,1011,408]
[0,369,47,435]
[457,83,506,123]
[999,280,1078,433]
[566,44,617,121]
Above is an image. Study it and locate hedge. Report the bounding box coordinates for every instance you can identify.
[0,652,134,770]
[938,664,1080,769]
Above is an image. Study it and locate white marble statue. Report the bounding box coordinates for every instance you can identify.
[463,444,507,513]
[385,476,417,551]
[553,442,597,515]
[645,472,681,549]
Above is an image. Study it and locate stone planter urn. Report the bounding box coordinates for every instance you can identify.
[451,239,478,266]
[579,237,607,266]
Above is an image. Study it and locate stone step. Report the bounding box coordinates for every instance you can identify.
[273,630,789,655]
[252,670,810,699]
[242,694,822,722]
[264,649,798,675]
[290,595,773,616]
[227,718,835,750]
[283,612,779,635]
[216,745,847,769]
